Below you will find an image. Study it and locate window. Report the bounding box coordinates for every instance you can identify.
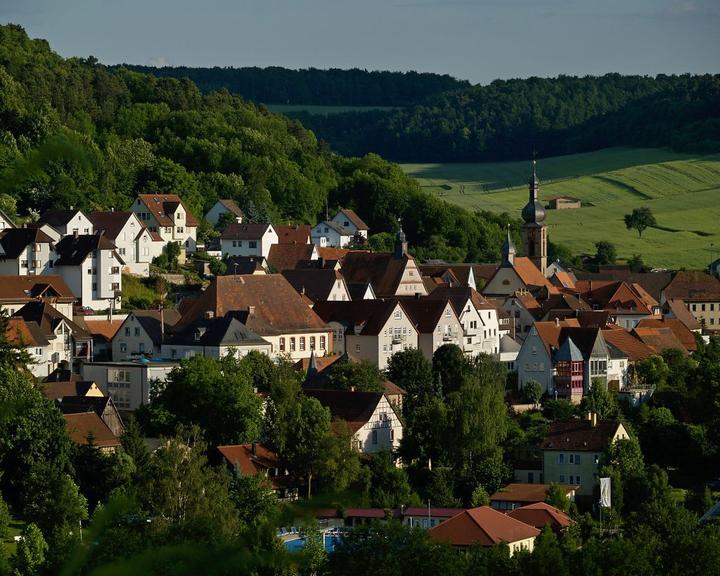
[559,475,566,484]
[394,309,402,320]
[289,338,296,352]
[134,327,140,337]
[35,347,42,355]
[702,304,706,311]
[249,240,257,249]
[390,429,395,441]
[576,475,581,484]
[139,343,145,353]
[372,430,378,445]
[569,454,575,464]
[119,248,126,255]
[177,227,184,233]
[569,475,574,484]
[575,454,581,465]
[594,454,600,464]
[111,282,120,290]
[120,343,127,352]
[92,283,97,291]
[320,336,326,349]
[558,453,565,464]
[176,213,181,220]
[279,337,285,352]
[125,327,130,336]
[355,344,361,353]
[299,337,306,351]
[310,336,316,350]
[20,260,28,268]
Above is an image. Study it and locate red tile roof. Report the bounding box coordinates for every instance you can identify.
[337,208,369,231]
[635,317,697,353]
[137,194,198,226]
[506,502,574,531]
[303,389,389,433]
[632,326,689,355]
[490,483,577,504]
[665,299,702,331]
[216,443,280,477]
[339,251,416,297]
[541,418,626,452]
[84,319,125,341]
[5,317,48,347]
[601,327,656,361]
[0,275,76,303]
[268,244,317,272]
[428,506,540,547]
[64,412,120,448]
[275,224,311,245]
[664,271,720,302]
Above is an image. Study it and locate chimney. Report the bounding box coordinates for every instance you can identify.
[251,442,257,456]
[204,310,215,320]
[248,305,255,315]
[555,317,560,327]
[591,412,598,427]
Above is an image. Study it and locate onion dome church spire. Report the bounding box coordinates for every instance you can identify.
[521,158,548,276]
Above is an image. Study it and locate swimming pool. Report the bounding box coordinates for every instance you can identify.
[284,533,343,553]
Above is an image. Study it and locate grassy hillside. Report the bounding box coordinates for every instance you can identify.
[402,148,720,270]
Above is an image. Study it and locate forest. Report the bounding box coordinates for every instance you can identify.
[0,24,514,264]
[121,65,469,107]
[296,74,720,161]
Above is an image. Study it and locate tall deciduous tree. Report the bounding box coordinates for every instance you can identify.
[624,207,657,238]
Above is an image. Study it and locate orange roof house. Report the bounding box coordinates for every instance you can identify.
[507,502,574,534]
[64,412,121,451]
[428,507,540,554]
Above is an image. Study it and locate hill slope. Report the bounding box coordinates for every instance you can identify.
[403,148,720,270]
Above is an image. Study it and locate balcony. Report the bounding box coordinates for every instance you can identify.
[442,331,459,342]
[391,334,406,345]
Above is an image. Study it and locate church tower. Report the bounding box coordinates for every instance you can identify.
[521,160,547,275]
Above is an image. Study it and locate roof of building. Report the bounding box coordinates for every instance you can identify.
[63,412,120,448]
[294,353,345,375]
[600,327,656,361]
[224,255,268,275]
[550,271,576,290]
[395,297,456,333]
[275,224,311,245]
[216,443,280,477]
[664,299,702,331]
[88,211,138,240]
[339,251,415,297]
[56,394,116,417]
[216,199,245,218]
[425,286,495,314]
[84,318,125,342]
[538,293,590,320]
[39,209,86,228]
[220,222,273,241]
[13,300,89,339]
[490,483,577,503]
[632,326,689,355]
[166,314,269,347]
[0,228,55,258]
[54,233,120,266]
[635,317,697,353]
[347,281,375,301]
[418,264,476,288]
[500,334,521,354]
[315,220,354,236]
[428,506,540,547]
[41,380,101,401]
[178,275,330,335]
[303,389,388,432]
[281,268,346,302]
[121,309,181,345]
[268,243,317,271]
[0,276,76,302]
[317,247,355,262]
[575,268,673,303]
[664,270,720,302]
[313,299,408,336]
[575,280,658,315]
[5,317,48,347]
[541,418,626,452]
[336,208,369,231]
[137,194,199,227]
[506,502,574,531]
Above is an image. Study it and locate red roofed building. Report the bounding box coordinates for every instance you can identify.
[507,502,574,534]
[490,483,577,511]
[64,412,121,453]
[215,442,297,499]
[132,193,199,253]
[428,506,540,554]
[663,271,720,331]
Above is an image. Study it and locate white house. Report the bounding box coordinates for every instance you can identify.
[5,317,52,378]
[304,390,403,454]
[330,208,369,240]
[0,228,56,276]
[220,223,278,259]
[54,234,123,310]
[313,300,419,369]
[311,221,354,248]
[39,209,94,237]
[281,269,351,302]
[131,194,199,253]
[89,211,163,276]
[205,199,244,226]
[401,298,463,360]
[112,309,181,360]
[0,275,77,318]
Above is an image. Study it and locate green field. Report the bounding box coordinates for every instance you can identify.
[402,148,720,270]
[265,104,398,115]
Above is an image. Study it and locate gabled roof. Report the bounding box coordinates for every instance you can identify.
[425,286,494,316]
[396,297,456,333]
[317,247,355,262]
[303,389,386,432]
[0,208,15,228]
[635,317,697,353]
[490,483,576,504]
[54,234,121,266]
[419,264,475,288]
[0,228,54,258]
[512,257,557,292]
[576,280,658,315]
[0,276,75,302]
[39,209,86,228]
[83,319,125,342]
[632,326,689,355]
[166,314,269,347]
[541,418,626,452]
[275,224,311,245]
[500,334,521,353]
[428,506,540,547]
[555,336,584,361]
[664,299,702,331]
[216,199,245,218]
[294,353,345,375]
[121,310,181,346]
[339,251,414,297]
[538,293,590,320]
[221,222,274,241]
[282,269,346,302]
[347,282,376,301]
[5,317,48,347]
[224,256,268,275]
[506,502,574,531]
[664,270,720,302]
[268,244,317,271]
[137,194,199,227]
[550,271,576,289]
[336,208,369,231]
[216,443,280,477]
[315,220,353,236]
[41,380,101,401]
[178,275,331,335]
[601,327,656,361]
[63,412,120,448]
[13,301,88,339]
[88,211,138,240]
[312,300,408,336]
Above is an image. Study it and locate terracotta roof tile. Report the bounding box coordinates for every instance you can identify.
[0,276,75,302]
[84,319,125,341]
[303,389,387,433]
[337,208,369,231]
[217,199,245,218]
[275,224,311,245]
[64,412,120,448]
[635,317,697,352]
[665,299,702,331]
[664,271,720,302]
[268,244,317,271]
[428,506,539,547]
[601,328,656,361]
[541,418,626,452]
[216,443,280,477]
[632,326,689,355]
[137,194,198,227]
[506,502,574,531]
[490,483,576,504]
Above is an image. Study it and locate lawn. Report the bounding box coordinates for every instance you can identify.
[265,104,399,115]
[402,148,720,270]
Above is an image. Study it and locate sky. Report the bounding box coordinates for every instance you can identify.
[2,0,719,84]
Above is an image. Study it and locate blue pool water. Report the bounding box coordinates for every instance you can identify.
[285,534,342,553]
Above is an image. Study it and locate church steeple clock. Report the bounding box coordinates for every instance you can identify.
[521,160,547,275]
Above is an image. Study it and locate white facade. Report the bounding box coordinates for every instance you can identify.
[0,240,55,276]
[354,395,403,453]
[161,341,272,360]
[105,213,155,276]
[205,200,243,226]
[57,249,122,310]
[456,299,500,357]
[311,222,352,248]
[131,196,198,254]
[52,211,94,237]
[220,225,278,259]
[331,210,368,239]
[271,331,333,361]
[417,302,463,359]
[112,313,157,360]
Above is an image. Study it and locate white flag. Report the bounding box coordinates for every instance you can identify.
[600,477,612,508]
